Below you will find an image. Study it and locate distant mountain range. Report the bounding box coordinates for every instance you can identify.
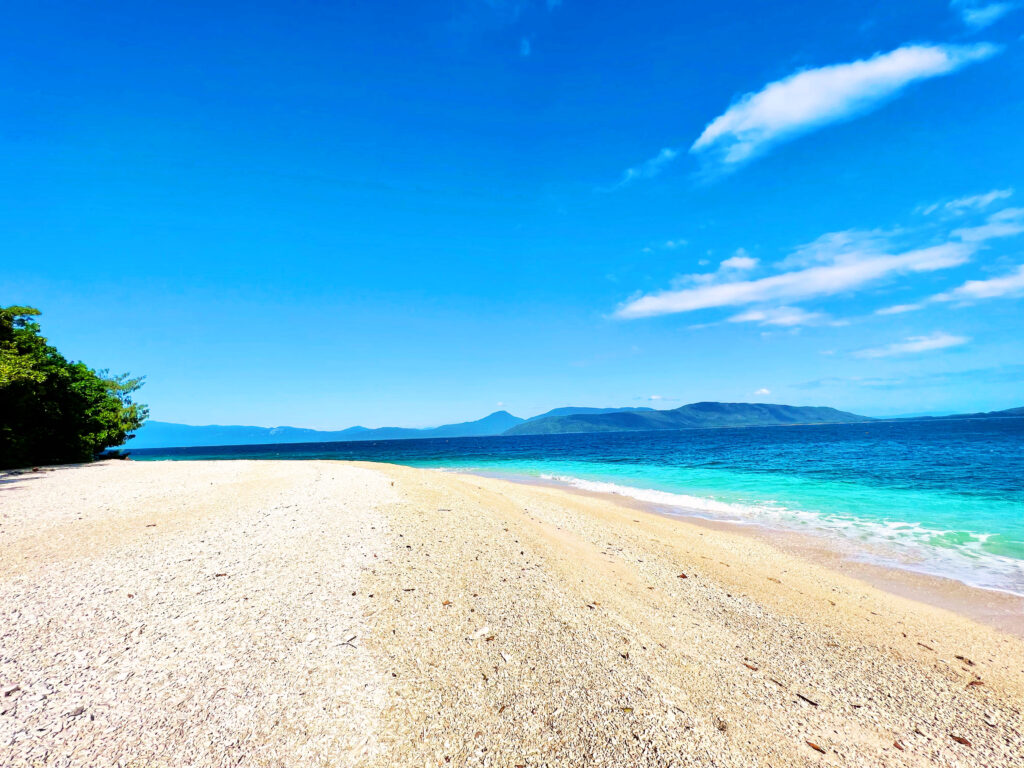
[129,410,525,449]
[125,402,1024,450]
[909,406,1024,421]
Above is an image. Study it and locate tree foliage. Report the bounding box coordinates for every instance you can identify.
[0,306,148,468]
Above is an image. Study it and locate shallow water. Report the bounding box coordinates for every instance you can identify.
[132,417,1024,595]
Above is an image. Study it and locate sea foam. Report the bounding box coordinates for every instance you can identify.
[539,473,1024,596]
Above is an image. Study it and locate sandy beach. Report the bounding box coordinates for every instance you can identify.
[1,460,1022,767]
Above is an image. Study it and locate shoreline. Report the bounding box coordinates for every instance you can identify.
[3,459,1022,766]
[472,468,1024,639]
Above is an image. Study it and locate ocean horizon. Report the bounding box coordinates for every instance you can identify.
[131,416,1024,597]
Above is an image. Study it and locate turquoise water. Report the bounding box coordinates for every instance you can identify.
[132,418,1024,594]
[475,458,1024,592]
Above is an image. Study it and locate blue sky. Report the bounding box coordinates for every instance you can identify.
[3,0,1023,427]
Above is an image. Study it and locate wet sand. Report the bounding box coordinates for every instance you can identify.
[496,472,1024,639]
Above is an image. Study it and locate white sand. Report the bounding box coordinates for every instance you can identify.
[1,460,1021,767]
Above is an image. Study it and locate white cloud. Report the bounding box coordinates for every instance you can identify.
[643,239,688,252]
[616,241,972,319]
[728,306,823,327]
[933,264,1024,302]
[920,188,1013,215]
[634,394,682,403]
[690,43,1000,169]
[778,229,893,269]
[952,1,1020,30]
[754,388,771,396]
[875,303,925,315]
[621,197,1020,330]
[672,251,762,288]
[952,207,1024,242]
[720,250,758,271]
[875,263,1024,312]
[855,332,969,358]
[616,147,680,187]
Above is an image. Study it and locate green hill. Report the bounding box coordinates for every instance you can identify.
[504,402,871,436]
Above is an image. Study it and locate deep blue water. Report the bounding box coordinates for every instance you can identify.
[131,418,1024,594]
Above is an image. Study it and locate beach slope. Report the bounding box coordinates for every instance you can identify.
[1,460,1021,766]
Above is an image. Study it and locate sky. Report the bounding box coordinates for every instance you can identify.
[3,0,1023,427]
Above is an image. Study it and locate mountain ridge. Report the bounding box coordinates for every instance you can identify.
[128,410,524,449]
[126,403,1024,450]
[523,406,655,423]
[504,401,871,436]
[889,406,1024,422]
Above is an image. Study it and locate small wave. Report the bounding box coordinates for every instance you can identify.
[539,473,768,520]
[538,473,1024,596]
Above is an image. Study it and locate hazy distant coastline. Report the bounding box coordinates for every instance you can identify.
[126,401,1023,450]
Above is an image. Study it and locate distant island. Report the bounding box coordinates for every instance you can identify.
[505,402,868,435]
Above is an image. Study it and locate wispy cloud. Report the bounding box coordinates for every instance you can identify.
[875,262,1024,312]
[855,332,969,358]
[934,264,1024,302]
[796,364,1024,390]
[875,303,925,315]
[952,1,1020,30]
[869,207,1023,311]
[614,148,680,188]
[952,207,1024,242]
[920,188,1013,216]
[728,306,824,327]
[777,229,893,269]
[641,238,688,253]
[794,375,907,390]
[690,43,1000,170]
[615,240,972,319]
[453,1,563,39]
[621,196,1021,338]
[519,37,531,57]
[754,388,771,396]
[668,251,761,290]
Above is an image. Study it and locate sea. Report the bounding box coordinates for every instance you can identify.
[131,417,1024,596]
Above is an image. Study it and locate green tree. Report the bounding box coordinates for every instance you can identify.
[0,305,148,468]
